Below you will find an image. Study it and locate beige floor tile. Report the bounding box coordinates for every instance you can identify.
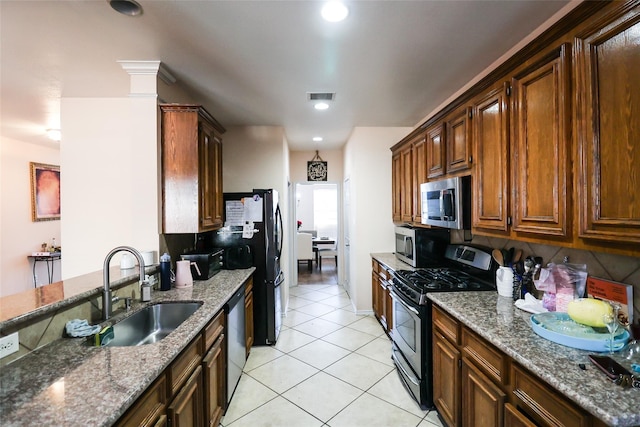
[297,290,333,302]
[321,326,377,351]
[317,285,347,296]
[354,336,394,367]
[274,328,316,353]
[324,352,394,390]
[368,371,428,418]
[319,308,362,326]
[289,339,351,369]
[347,316,387,336]
[287,296,314,309]
[294,302,337,317]
[420,410,444,426]
[289,286,316,296]
[244,345,285,372]
[292,317,344,338]
[282,310,315,327]
[282,372,363,422]
[327,393,424,427]
[225,279,444,427]
[248,354,318,394]
[221,375,278,425]
[225,396,323,427]
[319,295,352,308]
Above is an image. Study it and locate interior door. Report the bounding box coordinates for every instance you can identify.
[343,178,351,296]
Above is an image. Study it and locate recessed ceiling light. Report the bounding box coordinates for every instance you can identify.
[46,129,61,142]
[109,0,143,16]
[321,1,349,22]
[313,137,323,142]
[314,102,330,110]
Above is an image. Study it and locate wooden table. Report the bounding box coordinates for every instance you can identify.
[312,237,336,246]
[312,238,336,269]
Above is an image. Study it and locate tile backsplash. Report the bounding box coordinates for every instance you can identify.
[452,231,640,325]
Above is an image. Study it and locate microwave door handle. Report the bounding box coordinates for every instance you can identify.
[405,236,413,258]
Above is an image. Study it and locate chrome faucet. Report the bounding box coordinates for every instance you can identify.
[102,246,146,321]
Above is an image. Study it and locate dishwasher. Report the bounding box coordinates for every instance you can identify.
[225,285,246,404]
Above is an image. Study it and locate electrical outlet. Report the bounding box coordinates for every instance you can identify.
[0,332,19,359]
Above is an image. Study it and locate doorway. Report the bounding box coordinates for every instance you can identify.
[293,182,340,286]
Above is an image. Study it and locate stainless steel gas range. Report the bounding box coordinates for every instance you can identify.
[390,244,497,409]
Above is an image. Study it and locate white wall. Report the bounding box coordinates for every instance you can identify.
[343,127,412,313]
[289,149,344,183]
[60,96,159,278]
[0,138,61,296]
[222,125,291,310]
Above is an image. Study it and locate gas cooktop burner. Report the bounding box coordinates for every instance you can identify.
[395,268,494,292]
[392,245,497,305]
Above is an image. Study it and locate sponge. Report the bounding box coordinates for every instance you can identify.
[91,326,114,346]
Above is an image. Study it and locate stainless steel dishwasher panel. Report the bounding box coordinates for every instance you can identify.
[225,285,246,404]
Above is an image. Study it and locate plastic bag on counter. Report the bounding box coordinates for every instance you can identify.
[534,263,588,312]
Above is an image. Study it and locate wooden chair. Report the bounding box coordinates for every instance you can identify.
[296,232,314,272]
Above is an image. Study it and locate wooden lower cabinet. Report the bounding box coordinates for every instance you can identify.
[511,363,590,427]
[462,358,506,427]
[245,277,254,357]
[202,310,226,427]
[116,301,233,427]
[115,376,167,427]
[203,333,226,426]
[504,403,536,427]
[167,365,203,427]
[371,259,392,334]
[432,304,598,427]
[433,327,461,427]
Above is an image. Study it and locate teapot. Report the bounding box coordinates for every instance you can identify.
[175,260,201,288]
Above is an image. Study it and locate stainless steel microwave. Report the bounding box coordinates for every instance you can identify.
[394,226,449,267]
[420,175,471,230]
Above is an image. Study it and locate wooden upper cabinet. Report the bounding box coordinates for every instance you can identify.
[446,106,473,174]
[426,123,446,179]
[472,83,510,234]
[575,4,640,244]
[511,43,571,238]
[199,120,224,230]
[392,151,402,223]
[161,104,225,234]
[400,143,414,223]
[412,132,427,223]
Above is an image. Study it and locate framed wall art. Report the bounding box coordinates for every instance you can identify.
[307,151,328,181]
[30,162,61,222]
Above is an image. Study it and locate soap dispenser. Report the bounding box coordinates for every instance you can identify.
[160,253,172,291]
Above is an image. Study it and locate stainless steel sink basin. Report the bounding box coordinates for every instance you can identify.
[104,301,203,347]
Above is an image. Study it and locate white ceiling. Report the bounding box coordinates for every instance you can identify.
[1,0,572,151]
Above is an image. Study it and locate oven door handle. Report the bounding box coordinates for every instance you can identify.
[390,289,420,316]
[392,350,421,386]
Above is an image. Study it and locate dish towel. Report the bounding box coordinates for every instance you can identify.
[514,293,548,314]
[65,319,101,337]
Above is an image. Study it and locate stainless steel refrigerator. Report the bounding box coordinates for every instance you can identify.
[212,189,283,345]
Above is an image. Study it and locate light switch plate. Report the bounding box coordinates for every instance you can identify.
[0,332,19,359]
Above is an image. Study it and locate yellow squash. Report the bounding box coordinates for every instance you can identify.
[567,298,613,328]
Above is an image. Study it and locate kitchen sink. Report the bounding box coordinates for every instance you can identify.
[104,301,203,347]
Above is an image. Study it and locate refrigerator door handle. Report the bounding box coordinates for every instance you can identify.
[275,204,283,258]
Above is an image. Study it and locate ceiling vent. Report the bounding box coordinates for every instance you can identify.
[307,92,335,101]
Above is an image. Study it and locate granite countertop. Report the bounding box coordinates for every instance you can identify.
[0,268,255,427]
[371,252,417,272]
[0,265,160,326]
[428,292,640,427]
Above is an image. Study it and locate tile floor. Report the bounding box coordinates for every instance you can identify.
[221,283,443,427]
